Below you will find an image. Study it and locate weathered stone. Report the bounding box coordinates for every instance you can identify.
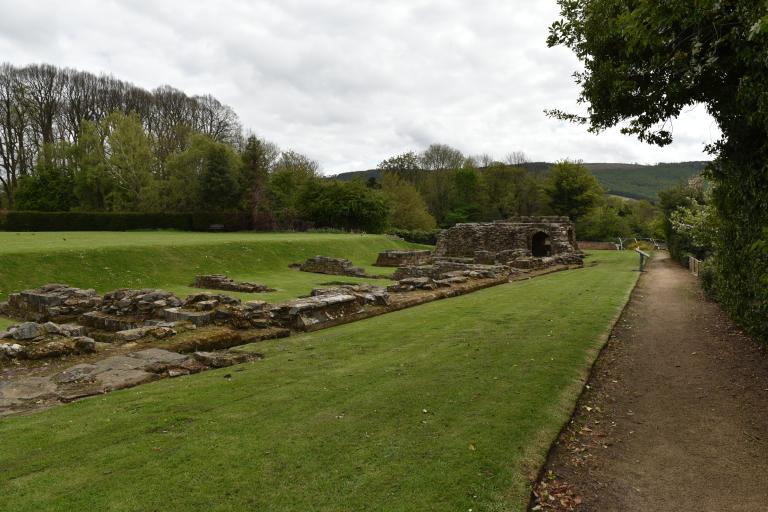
[163,307,215,327]
[42,321,61,334]
[129,348,189,365]
[95,369,159,391]
[0,343,26,360]
[298,256,367,277]
[1,284,102,322]
[100,288,183,319]
[193,351,251,368]
[115,327,153,342]
[374,250,433,267]
[81,311,142,332]
[12,322,44,340]
[434,216,583,268]
[244,300,268,311]
[58,324,87,337]
[91,355,147,373]
[0,377,57,404]
[52,364,99,384]
[24,337,95,360]
[193,274,275,293]
[270,293,363,331]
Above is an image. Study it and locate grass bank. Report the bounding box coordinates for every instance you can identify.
[0,232,425,304]
[0,251,639,511]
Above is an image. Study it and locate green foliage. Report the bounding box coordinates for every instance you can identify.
[550,0,768,339]
[380,172,436,230]
[1,211,250,232]
[544,161,604,221]
[299,179,389,233]
[14,144,77,211]
[387,228,440,245]
[577,204,630,241]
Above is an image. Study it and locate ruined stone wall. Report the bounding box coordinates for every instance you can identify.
[299,256,366,277]
[434,216,579,262]
[374,250,432,267]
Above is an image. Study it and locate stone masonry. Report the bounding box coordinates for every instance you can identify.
[192,274,275,293]
[0,284,102,322]
[434,216,583,268]
[298,256,367,277]
[374,250,433,267]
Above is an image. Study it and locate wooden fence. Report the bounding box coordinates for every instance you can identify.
[689,256,703,276]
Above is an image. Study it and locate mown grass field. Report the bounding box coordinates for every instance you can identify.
[0,250,639,511]
[0,232,426,308]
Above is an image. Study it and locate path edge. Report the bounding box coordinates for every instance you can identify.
[522,255,650,510]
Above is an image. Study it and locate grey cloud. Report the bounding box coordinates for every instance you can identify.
[0,0,717,173]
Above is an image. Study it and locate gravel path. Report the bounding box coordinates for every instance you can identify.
[532,252,768,511]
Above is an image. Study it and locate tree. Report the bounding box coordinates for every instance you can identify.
[299,179,389,233]
[101,112,156,211]
[199,144,241,211]
[544,161,603,221]
[380,172,436,230]
[420,144,464,171]
[504,151,529,167]
[377,151,421,183]
[548,0,768,338]
[241,135,279,228]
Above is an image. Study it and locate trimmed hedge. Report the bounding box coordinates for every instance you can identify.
[387,228,440,245]
[0,211,252,232]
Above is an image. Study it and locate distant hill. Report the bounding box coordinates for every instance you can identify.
[332,161,709,202]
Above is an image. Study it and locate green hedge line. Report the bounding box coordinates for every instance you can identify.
[0,211,252,232]
[387,228,440,245]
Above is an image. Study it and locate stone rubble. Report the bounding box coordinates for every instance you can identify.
[193,274,275,293]
[0,347,262,414]
[374,249,432,267]
[298,256,367,277]
[0,284,102,322]
[0,321,95,361]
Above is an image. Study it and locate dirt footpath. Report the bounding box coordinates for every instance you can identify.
[532,252,768,511]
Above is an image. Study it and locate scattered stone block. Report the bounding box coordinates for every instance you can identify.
[0,284,102,322]
[11,322,44,340]
[163,307,215,327]
[298,256,367,277]
[374,250,432,267]
[193,351,252,368]
[193,274,275,293]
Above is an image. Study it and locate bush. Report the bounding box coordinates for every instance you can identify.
[388,228,440,245]
[1,211,252,232]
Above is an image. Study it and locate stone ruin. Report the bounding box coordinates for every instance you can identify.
[374,250,432,267]
[434,216,584,268]
[82,288,184,332]
[298,256,367,278]
[388,262,511,292]
[269,284,389,331]
[0,321,95,361]
[167,293,271,330]
[0,284,102,323]
[192,274,275,293]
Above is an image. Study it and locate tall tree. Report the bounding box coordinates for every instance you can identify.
[380,172,436,230]
[544,161,603,221]
[548,0,768,337]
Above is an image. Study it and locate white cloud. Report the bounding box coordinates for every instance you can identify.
[0,0,719,172]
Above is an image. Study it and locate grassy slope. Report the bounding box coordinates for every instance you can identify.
[0,232,425,304]
[0,251,639,511]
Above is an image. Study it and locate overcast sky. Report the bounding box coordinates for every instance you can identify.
[0,0,720,173]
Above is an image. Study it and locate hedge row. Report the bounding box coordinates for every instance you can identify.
[387,228,440,245]
[0,211,252,232]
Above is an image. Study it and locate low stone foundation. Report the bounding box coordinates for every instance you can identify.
[298,256,366,277]
[374,250,432,267]
[0,284,102,322]
[0,321,95,361]
[192,274,275,293]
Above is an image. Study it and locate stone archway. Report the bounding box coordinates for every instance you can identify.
[531,231,551,257]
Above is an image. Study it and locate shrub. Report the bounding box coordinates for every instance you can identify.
[1,211,251,232]
[388,228,440,245]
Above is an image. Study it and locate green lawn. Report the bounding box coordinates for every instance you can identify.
[0,251,639,511]
[0,232,426,304]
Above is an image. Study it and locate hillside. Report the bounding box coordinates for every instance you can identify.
[332,161,708,202]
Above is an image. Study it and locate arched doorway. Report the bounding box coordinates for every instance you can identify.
[531,231,551,257]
